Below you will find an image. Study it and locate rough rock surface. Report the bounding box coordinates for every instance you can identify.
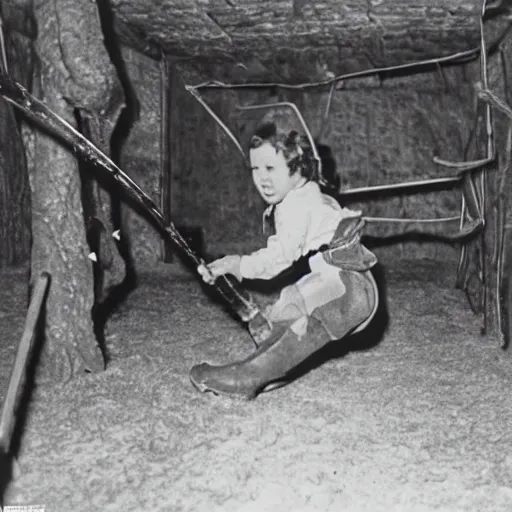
[109,0,485,82]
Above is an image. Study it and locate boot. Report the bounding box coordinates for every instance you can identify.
[190,269,377,399]
[189,316,331,399]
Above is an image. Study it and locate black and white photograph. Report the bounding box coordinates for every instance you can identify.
[1,1,512,510]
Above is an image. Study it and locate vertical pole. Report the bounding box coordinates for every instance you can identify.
[479,0,499,339]
[159,53,173,262]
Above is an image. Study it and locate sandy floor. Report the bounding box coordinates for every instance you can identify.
[1,259,512,512]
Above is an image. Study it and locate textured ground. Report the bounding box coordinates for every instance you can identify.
[1,259,512,512]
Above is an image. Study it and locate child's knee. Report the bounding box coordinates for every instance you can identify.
[266,283,308,322]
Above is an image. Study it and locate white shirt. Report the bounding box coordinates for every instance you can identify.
[240,181,359,280]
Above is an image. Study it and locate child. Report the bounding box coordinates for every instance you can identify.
[190,118,379,399]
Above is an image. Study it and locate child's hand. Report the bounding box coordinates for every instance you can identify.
[197,255,242,284]
[197,263,215,284]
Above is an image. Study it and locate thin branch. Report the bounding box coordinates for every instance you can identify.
[364,215,460,223]
[185,85,246,159]
[432,155,495,171]
[481,0,495,159]
[0,14,8,73]
[339,176,460,195]
[319,81,335,140]
[187,48,480,91]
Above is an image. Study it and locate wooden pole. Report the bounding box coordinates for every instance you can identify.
[159,53,173,262]
[0,272,50,454]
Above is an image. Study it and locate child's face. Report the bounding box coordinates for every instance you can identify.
[249,142,303,205]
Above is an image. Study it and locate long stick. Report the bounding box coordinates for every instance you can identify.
[0,272,50,454]
[0,69,261,323]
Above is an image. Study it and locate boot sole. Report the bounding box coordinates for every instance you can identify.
[261,380,289,392]
[189,373,289,399]
[189,374,255,400]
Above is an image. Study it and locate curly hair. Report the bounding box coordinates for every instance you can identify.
[248,122,320,182]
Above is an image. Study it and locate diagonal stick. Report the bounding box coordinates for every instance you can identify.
[0,69,262,324]
[0,272,50,454]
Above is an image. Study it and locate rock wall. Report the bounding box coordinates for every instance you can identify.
[110,53,479,266]
[300,69,475,262]
[108,0,484,85]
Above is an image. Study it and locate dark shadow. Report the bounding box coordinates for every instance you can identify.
[500,239,512,351]
[73,113,135,364]
[0,450,12,506]
[362,232,462,248]
[315,140,340,196]
[76,1,142,363]
[500,275,510,351]
[91,247,138,365]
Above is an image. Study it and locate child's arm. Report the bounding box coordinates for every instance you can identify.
[198,206,310,283]
[239,205,310,280]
